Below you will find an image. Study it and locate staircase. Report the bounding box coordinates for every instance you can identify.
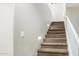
[37,21,68,56]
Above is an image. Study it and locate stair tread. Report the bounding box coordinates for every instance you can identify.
[41,42,67,46]
[48,31,65,32]
[38,48,68,53]
[45,38,66,40]
[50,22,64,26]
[47,31,65,34]
[38,53,68,56]
[47,33,65,35]
[44,38,66,43]
[48,29,65,31]
[50,24,64,27]
[46,34,66,36]
[49,26,64,29]
[49,28,65,30]
[46,34,66,38]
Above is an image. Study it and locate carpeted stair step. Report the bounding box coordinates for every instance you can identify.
[41,42,67,49]
[46,34,66,38]
[47,31,65,34]
[38,52,68,56]
[48,27,65,31]
[43,38,66,43]
[38,48,68,56]
[50,21,64,26]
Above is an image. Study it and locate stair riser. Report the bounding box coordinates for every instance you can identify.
[38,53,68,56]
[50,23,64,27]
[47,31,65,34]
[41,45,67,49]
[46,35,66,38]
[44,41,66,43]
[50,23,64,25]
[44,39,66,43]
[50,26,64,28]
[49,29,65,31]
[50,25,64,27]
[49,27,65,31]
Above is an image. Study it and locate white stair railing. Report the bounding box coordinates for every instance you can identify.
[64,16,79,56]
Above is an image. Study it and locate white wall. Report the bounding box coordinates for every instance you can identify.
[66,7,79,35]
[49,3,66,21]
[0,4,14,56]
[14,3,51,56]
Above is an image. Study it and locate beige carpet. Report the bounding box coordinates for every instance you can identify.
[37,21,68,56]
